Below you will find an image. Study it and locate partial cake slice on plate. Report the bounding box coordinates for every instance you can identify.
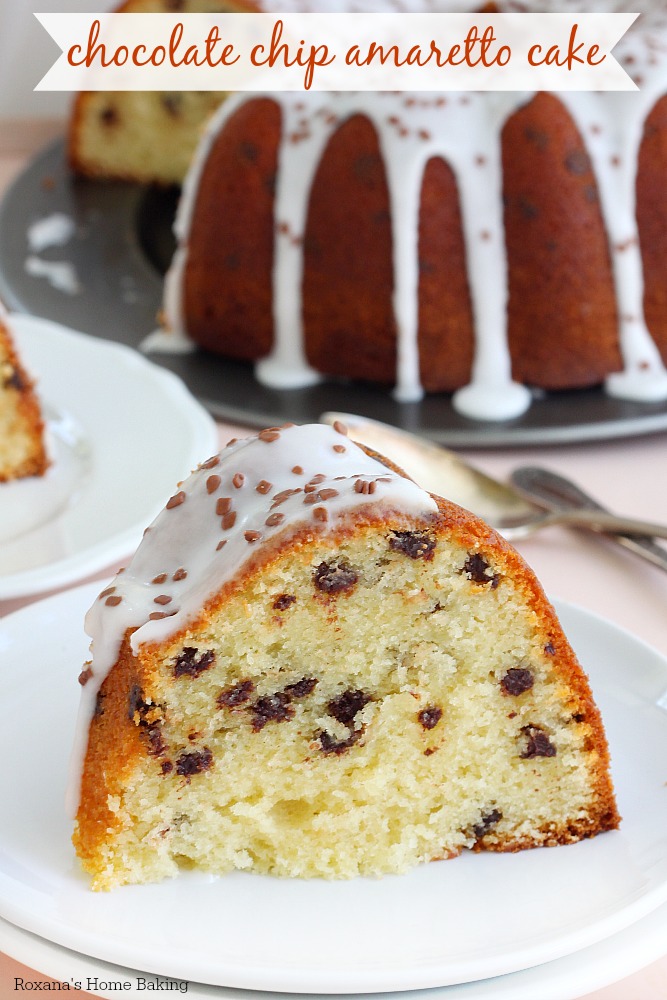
[0,313,49,482]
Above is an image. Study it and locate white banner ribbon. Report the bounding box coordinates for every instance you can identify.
[34,12,638,92]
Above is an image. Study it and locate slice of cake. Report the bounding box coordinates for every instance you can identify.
[0,316,49,482]
[71,422,619,890]
[68,0,255,186]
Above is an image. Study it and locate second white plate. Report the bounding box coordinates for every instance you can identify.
[0,586,667,992]
[0,314,217,598]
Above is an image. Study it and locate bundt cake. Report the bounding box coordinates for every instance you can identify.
[0,314,49,482]
[68,0,255,186]
[159,1,667,420]
[70,422,619,890]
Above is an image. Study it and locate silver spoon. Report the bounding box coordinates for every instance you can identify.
[511,466,667,572]
[320,412,667,547]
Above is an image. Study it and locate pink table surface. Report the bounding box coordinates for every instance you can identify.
[1,125,666,999]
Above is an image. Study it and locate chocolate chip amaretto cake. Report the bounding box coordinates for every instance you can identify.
[70,422,619,889]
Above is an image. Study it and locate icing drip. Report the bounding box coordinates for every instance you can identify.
[68,422,437,816]
[162,3,667,420]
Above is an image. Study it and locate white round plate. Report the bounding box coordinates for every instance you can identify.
[0,586,667,994]
[0,314,217,598]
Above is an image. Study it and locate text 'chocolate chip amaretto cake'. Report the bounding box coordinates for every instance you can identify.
[70,422,619,890]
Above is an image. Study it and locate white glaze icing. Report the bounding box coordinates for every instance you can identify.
[24,256,81,295]
[162,2,667,420]
[68,422,438,816]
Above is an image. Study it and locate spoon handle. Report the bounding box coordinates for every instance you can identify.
[510,467,667,574]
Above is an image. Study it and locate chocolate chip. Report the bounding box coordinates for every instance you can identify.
[94,692,105,719]
[417,705,442,730]
[2,367,24,391]
[127,685,166,755]
[173,647,215,679]
[250,693,294,731]
[462,553,500,588]
[327,689,370,725]
[520,725,557,759]
[313,560,359,594]
[161,93,182,118]
[472,808,503,839]
[544,642,556,656]
[283,677,318,699]
[99,106,118,126]
[272,594,296,611]
[389,531,436,560]
[217,679,255,708]
[176,748,213,776]
[317,728,361,755]
[564,149,590,175]
[500,667,534,696]
[161,760,173,775]
[146,725,167,757]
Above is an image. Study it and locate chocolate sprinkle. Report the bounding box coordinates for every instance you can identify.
[166,491,186,509]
